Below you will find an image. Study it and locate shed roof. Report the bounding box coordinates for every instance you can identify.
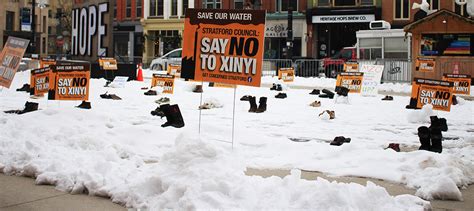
[404,9,474,32]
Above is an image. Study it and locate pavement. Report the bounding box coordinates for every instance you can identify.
[1,169,473,210]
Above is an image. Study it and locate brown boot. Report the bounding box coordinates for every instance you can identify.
[193,85,203,93]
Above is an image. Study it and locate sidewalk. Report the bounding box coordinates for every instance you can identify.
[246,168,474,210]
[0,174,125,211]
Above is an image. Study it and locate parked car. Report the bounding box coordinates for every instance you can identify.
[149,48,182,71]
[320,47,362,77]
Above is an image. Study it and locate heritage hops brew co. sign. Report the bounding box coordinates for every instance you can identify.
[181,9,266,87]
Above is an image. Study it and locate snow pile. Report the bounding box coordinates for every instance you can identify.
[407,104,436,123]
[199,98,224,110]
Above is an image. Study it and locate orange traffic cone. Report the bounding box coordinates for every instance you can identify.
[137,63,143,81]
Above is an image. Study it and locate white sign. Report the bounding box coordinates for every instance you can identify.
[71,3,108,57]
[360,65,384,97]
[312,14,375,23]
[265,20,303,38]
[109,76,129,88]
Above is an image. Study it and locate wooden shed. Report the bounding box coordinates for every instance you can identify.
[404,9,474,81]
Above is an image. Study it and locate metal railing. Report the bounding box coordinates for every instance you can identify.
[374,59,412,83]
[262,59,292,76]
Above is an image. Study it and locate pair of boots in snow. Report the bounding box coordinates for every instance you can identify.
[248,96,267,113]
[418,116,447,153]
[151,104,185,128]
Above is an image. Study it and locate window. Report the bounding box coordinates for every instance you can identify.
[334,0,356,6]
[394,0,410,20]
[426,0,439,10]
[203,0,221,9]
[276,0,298,12]
[5,11,14,31]
[43,16,46,33]
[360,0,373,6]
[385,37,408,58]
[234,0,244,9]
[126,0,131,18]
[318,0,330,6]
[136,0,142,18]
[454,2,469,17]
[150,0,164,17]
[421,34,473,56]
[183,0,188,15]
[114,1,117,18]
[167,50,181,58]
[171,0,177,16]
[48,26,52,34]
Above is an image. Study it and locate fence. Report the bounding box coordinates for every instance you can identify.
[374,59,412,83]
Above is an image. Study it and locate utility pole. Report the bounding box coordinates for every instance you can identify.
[31,0,36,54]
[286,0,293,59]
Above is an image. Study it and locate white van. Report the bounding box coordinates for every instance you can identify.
[150,48,182,71]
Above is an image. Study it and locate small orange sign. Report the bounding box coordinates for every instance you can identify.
[410,78,454,112]
[40,58,56,68]
[278,67,295,82]
[167,64,182,78]
[442,74,471,95]
[151,74,175,94]
[344,61,359,72]
[335,72,364,93]
[415,58,435,72]
[48,63,91,101]
[30,67,52,96]
[98,58,118,70]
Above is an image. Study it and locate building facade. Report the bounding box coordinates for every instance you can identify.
[114,0,144,63]
[307,0,382,59]
[142,0,193,64]
[47,0,73,57]
[0,0,50,57]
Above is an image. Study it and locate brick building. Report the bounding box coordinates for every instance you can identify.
[113,0,144,62]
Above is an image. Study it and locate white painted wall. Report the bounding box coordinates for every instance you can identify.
[143,0,194,20]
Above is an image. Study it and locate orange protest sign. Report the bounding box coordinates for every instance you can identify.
[344,61,359,72]
[151,74,175,94]
[410,78,454,112]
[278,67,295,82]
[40,58,56,68]
[442,74,471,95]
[0,37,30,88]
[335,72,364,93]
[181,9,266,87]
[48,64,91,101]
[30,67,52,96]
[98,58,118,70]
[167,64,181,78]
[415,58,435,72]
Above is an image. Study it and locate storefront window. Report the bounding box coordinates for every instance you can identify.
[421,34,473,56]
[276,0,297,12]
[394,0,410,20]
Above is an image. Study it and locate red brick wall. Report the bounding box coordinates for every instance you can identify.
[115,0,143,21]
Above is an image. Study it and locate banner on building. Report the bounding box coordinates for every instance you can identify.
[0,37,30,88]
[98,58,118,70]
[181,9,266,87]
[278,67,295,82]
[336,72,364,93]
[344,61,359,72]
[442,74,471,95]
[415,58,435,72]
[410,78,454,112]
[40,58,56,68]
[360,64,384,97]
[30,67,52,96]
[48,63,91,101]
[151,74,175,94]
[167,64,181,78]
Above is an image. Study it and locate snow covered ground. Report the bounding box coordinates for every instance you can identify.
[1,69,473,210]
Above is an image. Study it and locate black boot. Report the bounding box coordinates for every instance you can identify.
[452,95,458,105]
[335,86,349,96]
[418,126,431,151]
[275,93,287,99]
[193,85,203,93]
[248,96,257,112]
[161,104,185,128]
[270,83,277,90]
[430,128,443,153]
[16,84,30,92]
[321,89,335,99]
[76,101,91,109]
[256,97,267,113]
[430,116,448,132]
[406,98,419,109]
[7,102,39,114]
[151,104,168,118]
[240,95,251,101]
[309,89,320,95]
[276,84,283,91]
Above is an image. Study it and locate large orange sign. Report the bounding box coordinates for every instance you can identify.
[30,67,52,96]
[335,72,364,93]
[442,74,471,95]
[410,78,454,112]
[48,64,91,101]
[0,37,30,88]
[181,9,266,87]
